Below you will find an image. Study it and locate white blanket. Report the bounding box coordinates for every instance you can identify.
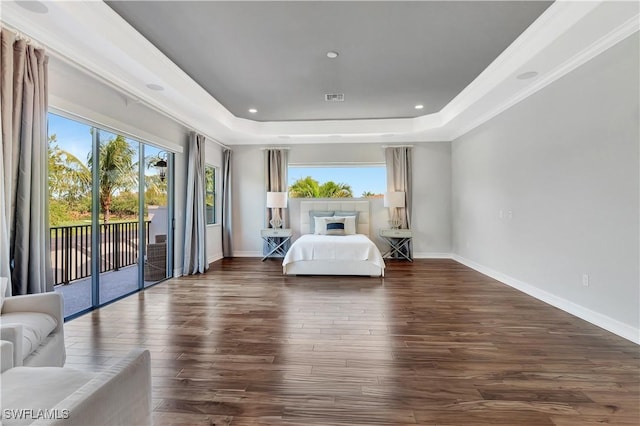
[283,234,385,270]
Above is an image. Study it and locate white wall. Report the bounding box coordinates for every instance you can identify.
[451,34,639,341]
[231,142,452,256]
[48,57,191,277]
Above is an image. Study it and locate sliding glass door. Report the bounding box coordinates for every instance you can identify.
[143,145,170,287]
[48,113,173,318]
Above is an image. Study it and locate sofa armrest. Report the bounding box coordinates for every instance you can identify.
[0,340,14,372]
[1,292,64,334]
[0,324,23,367]
[30,349,152,426]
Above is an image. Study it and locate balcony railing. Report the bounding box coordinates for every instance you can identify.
[50,220,150,286]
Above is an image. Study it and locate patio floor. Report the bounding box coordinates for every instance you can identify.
[55,265,160,318]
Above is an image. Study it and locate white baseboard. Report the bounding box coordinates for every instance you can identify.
[172,267,182,278]
[207,253,223,265]
[413,252,453,259]
[232,251,262,257]
[452,255,639,345]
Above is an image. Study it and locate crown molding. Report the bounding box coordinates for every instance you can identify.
[1,0,637,145]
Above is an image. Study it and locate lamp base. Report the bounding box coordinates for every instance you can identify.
[269,217,283,229]
[389,218,403,229]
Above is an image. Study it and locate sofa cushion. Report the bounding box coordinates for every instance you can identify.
[1,312,57,360]
[1,367,94,425]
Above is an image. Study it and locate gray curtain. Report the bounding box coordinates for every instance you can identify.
[183,132,208,274]
[0,28,52,295]
[385,146,413,257]
[221,148,232,257]
[264,149,288,228]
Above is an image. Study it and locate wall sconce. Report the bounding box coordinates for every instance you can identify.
[151,152,168,182]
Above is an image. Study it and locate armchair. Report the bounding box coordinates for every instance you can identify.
[0,278,65,367]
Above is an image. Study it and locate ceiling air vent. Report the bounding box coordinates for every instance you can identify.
[325,93,344,102]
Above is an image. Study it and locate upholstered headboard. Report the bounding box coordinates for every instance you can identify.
[300,200,370,237]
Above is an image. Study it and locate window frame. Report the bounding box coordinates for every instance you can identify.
[205,164,217,225]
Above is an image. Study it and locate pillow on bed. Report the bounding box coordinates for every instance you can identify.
[324,218,346,236]
[309,211,334,233]
[334,211,359,228]
[332,215,357,235]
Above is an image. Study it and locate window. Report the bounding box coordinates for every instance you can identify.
[205,165,216,224]
[288,165,386,198]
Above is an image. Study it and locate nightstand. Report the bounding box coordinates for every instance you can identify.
[261,228,292,261]
[379,228,413,261]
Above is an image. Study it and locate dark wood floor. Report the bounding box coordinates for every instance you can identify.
[63,258,639,425]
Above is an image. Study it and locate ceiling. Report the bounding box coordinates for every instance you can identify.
[2,1,638,144]
[105,1,552,122]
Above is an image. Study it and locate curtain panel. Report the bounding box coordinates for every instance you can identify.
[221,148,232,257]
[264,149,288,228]
[385,146,413,257]
[183,132,208,274]
[0,28,52,294]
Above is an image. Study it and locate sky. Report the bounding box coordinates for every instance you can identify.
[289,166,386,197]
[50,113,386,196]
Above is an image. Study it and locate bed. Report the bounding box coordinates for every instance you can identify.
[282,200,385,277]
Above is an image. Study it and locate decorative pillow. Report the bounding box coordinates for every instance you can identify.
[324,218,346,236]
[332,216,357,235]
[309,211,334,234]
[314,216,329,235]
[334,211,359,227]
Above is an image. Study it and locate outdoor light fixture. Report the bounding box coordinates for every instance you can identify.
[151,152,168,182]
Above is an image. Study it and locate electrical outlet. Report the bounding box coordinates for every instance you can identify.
[507,209,513,220]
[582,273,589,287]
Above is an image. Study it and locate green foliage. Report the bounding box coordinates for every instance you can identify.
[289,176,354,198]
[319,181,353,198]
[49,199,70,226]
[109,192,139,217]
[87,134,136,222]
[289,176,320,198]
[145,174,167,206]
[48,134,91,202]
[361,191,376,197]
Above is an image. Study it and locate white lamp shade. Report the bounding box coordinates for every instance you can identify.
[384,191,405,208]
[266,191,288,208]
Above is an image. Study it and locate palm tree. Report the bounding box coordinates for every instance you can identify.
[289,176,320,198]
[48,134,91,202]
[319,181,353,198]
[88,134,136,222]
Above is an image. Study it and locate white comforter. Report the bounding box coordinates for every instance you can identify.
[283,234,385,269]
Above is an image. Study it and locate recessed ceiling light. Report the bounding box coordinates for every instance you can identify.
[414,104,424,110]
[517,71,539,80]
[326,51,339,59]
[248,108,258,114]
[146,83,164,91]
[16,1,48,14]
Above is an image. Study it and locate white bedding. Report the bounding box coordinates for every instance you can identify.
[283,234,385,271]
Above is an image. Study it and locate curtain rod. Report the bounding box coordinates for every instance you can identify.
[4,23,231,151]
[260,146,291,150]
[1,25,44,49]
[382,145,414,148]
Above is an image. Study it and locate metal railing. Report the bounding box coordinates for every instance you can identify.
[50,220,150,286]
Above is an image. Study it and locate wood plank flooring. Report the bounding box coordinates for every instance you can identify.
[63,258,640,425]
